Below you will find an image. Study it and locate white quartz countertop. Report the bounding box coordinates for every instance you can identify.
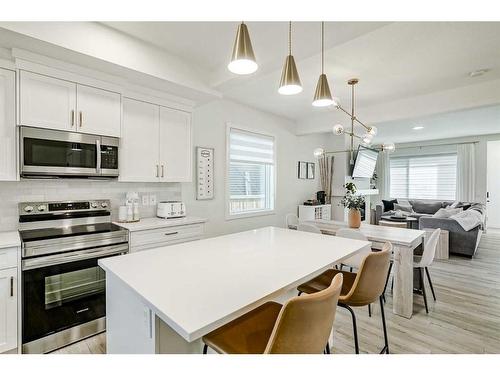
[113,216,207,232]
[99,226,370,342]
[0,231,21,249]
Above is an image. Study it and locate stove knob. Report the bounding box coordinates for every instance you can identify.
[91,202,98,208]
[24,205,34,213]
[101,202,108,208]
[37,205,47,212]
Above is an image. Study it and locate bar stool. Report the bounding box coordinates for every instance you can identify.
[202,274,343,354]
[297,243,392,354]
[414,228,440,314]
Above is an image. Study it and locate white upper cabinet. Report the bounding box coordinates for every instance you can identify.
[19,71,121,137]
[0,68,16,181]
[159,107,192,182]
[120,98,160,182]
[76,84,121,137]
[20,71,76,131]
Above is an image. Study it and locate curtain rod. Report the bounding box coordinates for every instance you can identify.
[321,140,479,156]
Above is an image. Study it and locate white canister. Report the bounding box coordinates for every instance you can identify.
[118,206,128,222]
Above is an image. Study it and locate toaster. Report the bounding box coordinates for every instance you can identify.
[157,201,186,219]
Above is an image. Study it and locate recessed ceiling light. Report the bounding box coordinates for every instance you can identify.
[412,126,424,130]
[469,69,489,78]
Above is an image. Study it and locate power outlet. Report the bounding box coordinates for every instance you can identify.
[149,194,157,206]
[142,195,149,206]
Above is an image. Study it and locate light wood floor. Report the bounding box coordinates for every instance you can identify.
[52,231,500,354]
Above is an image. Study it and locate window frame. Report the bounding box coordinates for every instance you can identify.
[389,152,458,201]
[225,123,277,220]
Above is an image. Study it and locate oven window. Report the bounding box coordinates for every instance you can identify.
[24,137,96,168]
[45,266,105,309]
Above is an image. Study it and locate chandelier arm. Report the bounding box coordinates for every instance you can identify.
[335,104,371,131]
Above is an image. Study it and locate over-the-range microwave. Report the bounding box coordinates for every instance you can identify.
[20,126,119,178]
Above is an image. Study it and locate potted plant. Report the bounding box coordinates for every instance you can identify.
[341,182,365,228]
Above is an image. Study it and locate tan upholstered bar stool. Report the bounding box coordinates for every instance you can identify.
[202,274,343,354]
[297,244,392,354]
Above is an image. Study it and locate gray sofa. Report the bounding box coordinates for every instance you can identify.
[375,200,485,257]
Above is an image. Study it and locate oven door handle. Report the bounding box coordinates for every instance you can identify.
[22,244,128,271]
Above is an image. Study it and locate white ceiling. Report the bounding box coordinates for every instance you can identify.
[375,104,500,144]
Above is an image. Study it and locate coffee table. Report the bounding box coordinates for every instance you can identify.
[380,215,418,229]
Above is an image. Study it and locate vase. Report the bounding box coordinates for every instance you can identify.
[348,208,361,228]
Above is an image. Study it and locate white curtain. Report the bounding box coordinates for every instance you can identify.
[456,143,476,202]
[376,151,391,201]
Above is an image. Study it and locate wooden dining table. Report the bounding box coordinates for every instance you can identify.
[302,219,426,319]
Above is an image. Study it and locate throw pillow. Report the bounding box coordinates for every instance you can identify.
[449,200,460,208]
[433,207,462,218]
[394,203,413,213]
[382,199,398,212]
[411,200,442,214]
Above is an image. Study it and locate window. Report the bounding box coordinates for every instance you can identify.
[390,153,457,200]
[227,126,275,218]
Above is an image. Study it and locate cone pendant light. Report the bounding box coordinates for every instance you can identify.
[279,22,302,95]
[228,22,258,75]
[312,22,335,107]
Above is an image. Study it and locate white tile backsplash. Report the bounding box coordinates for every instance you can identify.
[0,179,182,230]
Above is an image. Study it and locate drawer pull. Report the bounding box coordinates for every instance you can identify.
[164,232,179,236]
[10,277,13,297]
[76,307,89,314]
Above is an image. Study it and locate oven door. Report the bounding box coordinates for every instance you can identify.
[20,126,100,177]
[22,244,128,349]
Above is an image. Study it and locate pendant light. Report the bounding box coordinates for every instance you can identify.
[312,22,335,107]
[278,22,302,95]
[228,22,258,75]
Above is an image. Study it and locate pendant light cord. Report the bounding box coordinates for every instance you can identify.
[321,21,324,74]
[289,21,292,55]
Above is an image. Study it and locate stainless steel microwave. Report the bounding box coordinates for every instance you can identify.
[20,126,119,178]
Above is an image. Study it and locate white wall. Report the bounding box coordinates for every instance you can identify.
[182,99,337,237]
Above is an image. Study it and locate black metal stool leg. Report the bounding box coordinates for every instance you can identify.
[425,267,437,301]
[368,304,372,317]
[340,303,359,354]
[324,342,330,354]
[379,296,389,354]
[383,261,393,298]
[419,267,429,314]
[203,344,208,354]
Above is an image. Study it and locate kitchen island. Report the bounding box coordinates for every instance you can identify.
[99,226,371,354]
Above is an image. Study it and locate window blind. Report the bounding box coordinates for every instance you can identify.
[390,153,457,200]
[229,128,274,164]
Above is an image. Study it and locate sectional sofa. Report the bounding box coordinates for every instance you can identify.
[375,200,485,257]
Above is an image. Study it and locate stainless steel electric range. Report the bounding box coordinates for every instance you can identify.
[18,200,129,354]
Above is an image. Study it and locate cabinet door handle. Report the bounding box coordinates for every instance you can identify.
[161,165,165,178]
[79,111,83,127]
[10,276,13,297]
[164,232,178,236]
[156,165,159,178]
[71,110,75,127]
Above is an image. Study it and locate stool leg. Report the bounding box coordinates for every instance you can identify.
[379,296,389,354]
[203,344,208,354]
[324,342,330,354]
[419,267,429,314]
[340,303,359,354]
[368,304,372,317]
[383,261,393,298]
[425,267,437,301]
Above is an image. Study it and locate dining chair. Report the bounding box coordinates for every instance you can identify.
[297,223,322,234]
[297,243,392,354]
[414,228,440,314]
[285,213,299,229]
[202,273,343,354]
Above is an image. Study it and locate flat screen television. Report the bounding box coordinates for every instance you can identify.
[352,146,378,178]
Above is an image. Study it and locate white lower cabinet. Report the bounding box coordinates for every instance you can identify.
[129,224,205,253]
[0,265,17,353]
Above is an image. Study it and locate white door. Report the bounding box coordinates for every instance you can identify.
[487,140,500,229]
[76,84,121,137]
[0,68,16,181]
[19,71,76,131]
[0,268,17,353]
[120,98,160,182]
[159,106,192,182]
